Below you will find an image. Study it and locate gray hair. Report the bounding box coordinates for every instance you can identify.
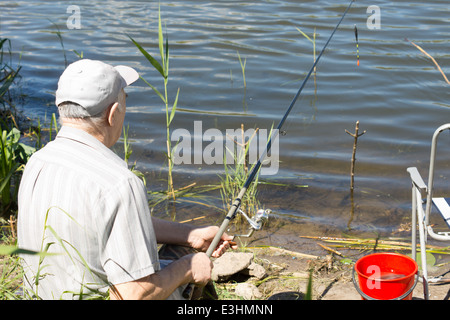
[57,101,99,119]
[57,98,124,126]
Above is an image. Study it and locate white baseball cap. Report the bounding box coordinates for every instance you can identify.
[55,59,139,116]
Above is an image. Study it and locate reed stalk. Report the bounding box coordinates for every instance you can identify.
[296,27,317,72]
[129,7,179,200]
[409,41,450,85]
[0,38,22,130]
[48,21,67,68]
[301,236,450,255]
[237,51,247,88]
[121,124,146,186]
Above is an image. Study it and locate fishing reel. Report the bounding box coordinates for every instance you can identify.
[233,208,271,239]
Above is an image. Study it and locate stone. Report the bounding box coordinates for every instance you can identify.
[211,252,253,282]
[235,282,263,300]
[241,262,267,280]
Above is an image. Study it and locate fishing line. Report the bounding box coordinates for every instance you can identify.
[183,0,355,299]
[244,0,355,189]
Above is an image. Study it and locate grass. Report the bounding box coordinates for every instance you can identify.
[0,126,35,218]
[122,124,146,186]
[220,124,260,221]
[0,227,22,299]
[236,51,248,110]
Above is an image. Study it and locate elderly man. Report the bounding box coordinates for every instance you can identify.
[17,59,234,300]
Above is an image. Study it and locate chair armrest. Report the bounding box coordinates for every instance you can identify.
[407,167,427,197]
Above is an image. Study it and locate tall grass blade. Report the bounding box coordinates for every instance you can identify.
[158,6,165,72]
[165,35,169,76]
[169,88,180,125]
[304,269,313,300]
[0,245,59,257]
[0,66,21,99]
[0,163,19,196]
[128,35,165,79]
[139,76,165,102]
[296,27,312,43]
[237,51,246,88]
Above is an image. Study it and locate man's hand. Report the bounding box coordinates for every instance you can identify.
[188,226,238,258]
[185,252,213,286]
[151,218,237,257]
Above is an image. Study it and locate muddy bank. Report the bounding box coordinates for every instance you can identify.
[217,239,450,300]
[148,167,450,300]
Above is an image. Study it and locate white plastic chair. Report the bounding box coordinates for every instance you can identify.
[407,123,450,300]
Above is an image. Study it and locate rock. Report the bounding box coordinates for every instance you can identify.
[235,282,263,300]
[211,252,253,282]
[241,262,267,280]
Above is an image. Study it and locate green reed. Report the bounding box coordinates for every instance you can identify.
[129,7,179,200]
[122,124,146,187]
[0,38,22,130]
[219,124,261,227]
[237,51,247,88]
[48,21,67,68]
[296,27,317,72]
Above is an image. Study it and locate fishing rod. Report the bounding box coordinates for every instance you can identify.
[183,0,355,299]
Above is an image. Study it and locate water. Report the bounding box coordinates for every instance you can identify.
[368,272,406,281]
[1,0,449,238]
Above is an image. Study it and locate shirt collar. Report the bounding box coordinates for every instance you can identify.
[56,126,127,169]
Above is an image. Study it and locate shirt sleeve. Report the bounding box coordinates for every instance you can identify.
[99,175,160,285]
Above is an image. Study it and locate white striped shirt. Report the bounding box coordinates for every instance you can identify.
[17,126,160,299]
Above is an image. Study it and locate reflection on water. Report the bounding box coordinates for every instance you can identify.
[1,0,449,236]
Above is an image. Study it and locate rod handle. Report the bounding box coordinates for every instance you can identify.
[182,283,195,299]
[182,200,241,299]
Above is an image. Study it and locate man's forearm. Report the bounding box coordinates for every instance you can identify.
[110,254,192,300]
[151,217,194,246]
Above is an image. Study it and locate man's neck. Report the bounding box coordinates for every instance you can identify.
[61,119,113,148]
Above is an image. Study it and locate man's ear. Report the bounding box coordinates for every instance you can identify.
[106,102,120,127]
